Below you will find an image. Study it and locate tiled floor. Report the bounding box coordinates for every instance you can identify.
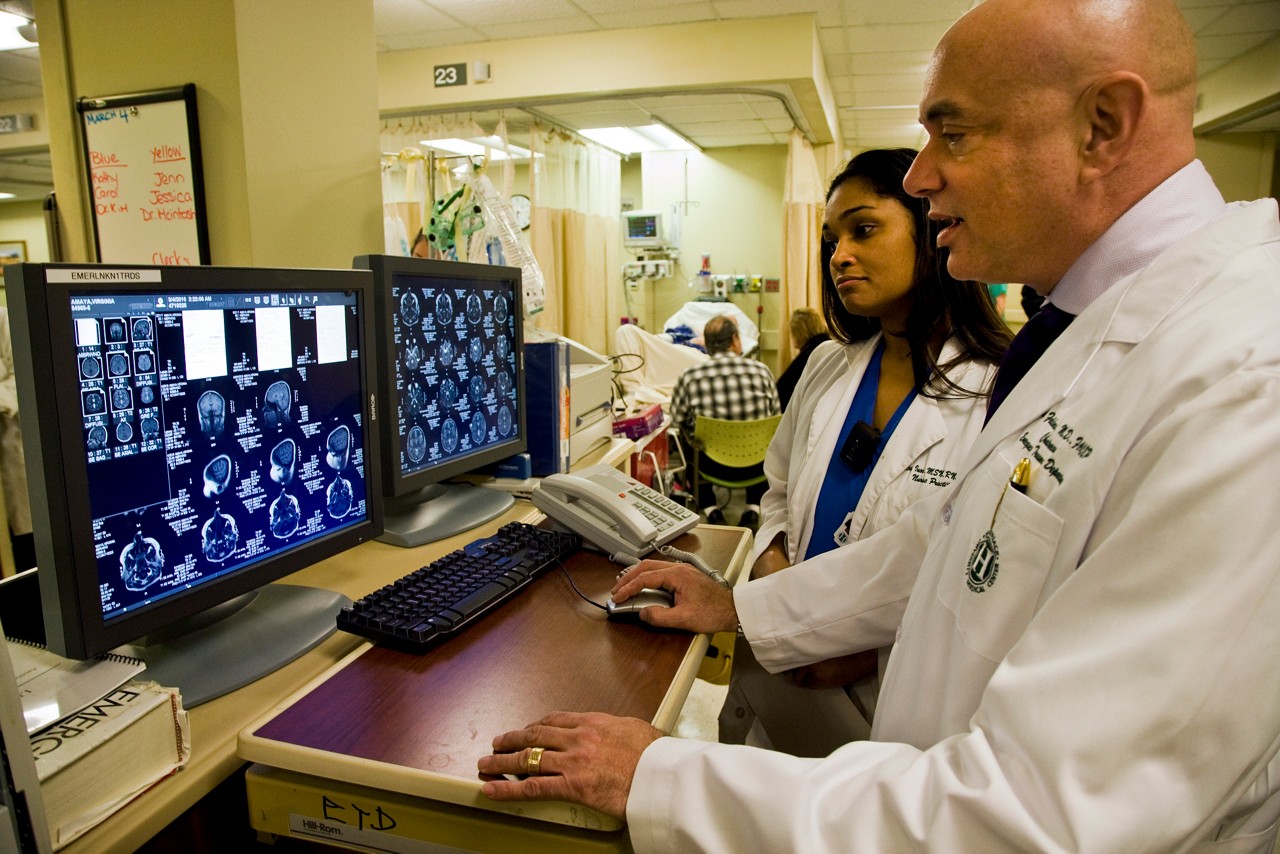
[673,676,729,742]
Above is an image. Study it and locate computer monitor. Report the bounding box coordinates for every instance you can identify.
[354,255,525,547]
[623,210,664,249]
[4,263,383,706]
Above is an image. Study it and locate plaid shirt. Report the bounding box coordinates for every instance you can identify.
[669,352,780,440]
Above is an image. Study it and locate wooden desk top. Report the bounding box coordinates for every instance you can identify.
[239,525,749,832]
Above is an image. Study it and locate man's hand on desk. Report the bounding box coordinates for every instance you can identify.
[478,711,661,818]
[611,559,738,633]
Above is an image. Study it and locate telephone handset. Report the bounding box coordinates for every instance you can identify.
[531,463,699,558]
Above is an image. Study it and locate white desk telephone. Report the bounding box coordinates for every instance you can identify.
[531,463,699,558]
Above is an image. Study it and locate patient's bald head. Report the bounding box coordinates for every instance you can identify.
[703,315,740,355]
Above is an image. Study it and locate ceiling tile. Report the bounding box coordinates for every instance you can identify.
[694,133,780,146]
[830,76,857,97]
[1198,1,1280,35]
[714,0,844,28]
[842,0,973,26]
[570,0,692,15]
[1181,5,1232,31]
[376,27,486,50]
[846,20,953,53]
[423,0,582,26]
[847,49,933,76]
[817,25,848,56]
[658,103,757,123]
[479,15,601,40]
[0,49,38,85]
[1194,29,1275,59]
[591,2,719,29]
[374,0,461,35]
[637,92,753,108]
[680,119,773,136]
[746,100,792,120]
[537,100,637,116]
[561,110,654,128]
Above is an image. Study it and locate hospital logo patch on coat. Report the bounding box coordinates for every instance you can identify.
[966,530,1000,593]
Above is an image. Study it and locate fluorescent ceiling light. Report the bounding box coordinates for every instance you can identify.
[0,193,14,200]
[418,137,533,161]
[0,12,34,51]
[579,124,697,154]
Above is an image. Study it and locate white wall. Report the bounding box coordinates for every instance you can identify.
[0,200,51,305]
[1196,131,1277,202]
[638,146,786,366]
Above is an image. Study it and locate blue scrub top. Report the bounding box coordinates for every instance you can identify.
[804,342,917,560]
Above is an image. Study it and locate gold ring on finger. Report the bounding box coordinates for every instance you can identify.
[526,745,545,776]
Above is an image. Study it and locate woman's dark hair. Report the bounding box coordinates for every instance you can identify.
[819,147,1011,398]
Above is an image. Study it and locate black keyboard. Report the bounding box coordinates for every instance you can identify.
[337,522,582,652]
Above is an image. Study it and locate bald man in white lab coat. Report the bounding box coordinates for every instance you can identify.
[478,1,1280,850]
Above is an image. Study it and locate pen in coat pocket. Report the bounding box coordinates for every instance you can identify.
[1010,458,1031,493]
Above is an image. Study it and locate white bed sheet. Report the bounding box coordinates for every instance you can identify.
[613,323,707,405]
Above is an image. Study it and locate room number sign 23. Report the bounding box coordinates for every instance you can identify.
[434,63,467,87]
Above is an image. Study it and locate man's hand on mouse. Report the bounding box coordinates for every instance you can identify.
[610,559,738,634]
[478,711,662,818]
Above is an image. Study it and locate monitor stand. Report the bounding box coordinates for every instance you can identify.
[130,583,349,708]
[377,482,515,548]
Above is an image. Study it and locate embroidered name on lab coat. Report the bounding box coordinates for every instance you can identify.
[909,464,958,486]
[1017,410,1094,486]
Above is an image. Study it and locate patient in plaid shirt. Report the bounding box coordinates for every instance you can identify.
[669,315,779,529]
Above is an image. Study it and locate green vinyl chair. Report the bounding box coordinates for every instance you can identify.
[690,412,782,506]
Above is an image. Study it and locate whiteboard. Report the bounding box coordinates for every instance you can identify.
[78,84,210,266]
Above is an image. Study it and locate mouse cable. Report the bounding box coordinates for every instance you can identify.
[554,557,608,611]
[610,545,729,589]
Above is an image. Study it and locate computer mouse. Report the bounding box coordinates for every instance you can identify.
[605,587,675,621]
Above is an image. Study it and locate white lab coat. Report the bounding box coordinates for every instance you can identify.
[732,335,992,741]
[753,335,995,564]
[629,200,1280,853]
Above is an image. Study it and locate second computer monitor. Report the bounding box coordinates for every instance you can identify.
[355,255,525,547]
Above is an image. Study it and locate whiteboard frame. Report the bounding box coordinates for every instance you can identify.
[77,83,211,265]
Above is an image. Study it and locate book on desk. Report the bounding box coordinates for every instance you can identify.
[31,680,189,849]
[4,620,190,849]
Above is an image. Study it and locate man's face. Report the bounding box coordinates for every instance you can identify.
[904,34,1082,291]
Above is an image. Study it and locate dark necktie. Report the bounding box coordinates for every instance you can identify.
[985,302,1075,423]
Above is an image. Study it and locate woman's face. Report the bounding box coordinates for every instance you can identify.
[822,177,918,333]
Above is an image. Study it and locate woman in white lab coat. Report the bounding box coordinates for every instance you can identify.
[721,148,1010,755]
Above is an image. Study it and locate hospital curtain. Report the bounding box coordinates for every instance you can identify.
[528,121,621,355]
[380,115,492,255]
[780,129,827,375]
